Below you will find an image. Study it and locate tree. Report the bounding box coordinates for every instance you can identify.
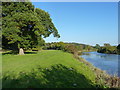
[95,44,100,49]
[117,44,120,50]
[117,44,120,54]
[2,2,60,55]
[104,43,111,47]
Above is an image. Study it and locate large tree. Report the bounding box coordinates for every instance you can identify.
[2,2,60,54]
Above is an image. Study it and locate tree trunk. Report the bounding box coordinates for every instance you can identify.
[19,48,24,55]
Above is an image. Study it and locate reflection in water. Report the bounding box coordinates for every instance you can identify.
[81,52,119,77]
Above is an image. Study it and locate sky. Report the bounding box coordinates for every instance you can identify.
[32,2,118,46]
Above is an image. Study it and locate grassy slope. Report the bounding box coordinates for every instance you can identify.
[2,50,97,88]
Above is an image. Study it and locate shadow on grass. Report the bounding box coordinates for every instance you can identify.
[2,51,37,55]
[2,51,18,55]
[2,64,96,88]
[24,51,37,54]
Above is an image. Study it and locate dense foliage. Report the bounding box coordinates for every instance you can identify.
[2,2,60,51]
[97,43,120,54]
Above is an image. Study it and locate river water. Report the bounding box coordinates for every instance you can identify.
[81,52,120,77]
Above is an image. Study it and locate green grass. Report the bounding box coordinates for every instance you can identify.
[2,50,97,88]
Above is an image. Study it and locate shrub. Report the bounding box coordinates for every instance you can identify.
[64,44,78,55]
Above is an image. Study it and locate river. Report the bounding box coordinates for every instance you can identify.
[81,52,120,77]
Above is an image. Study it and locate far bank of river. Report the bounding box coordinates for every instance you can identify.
[80,52,119,77]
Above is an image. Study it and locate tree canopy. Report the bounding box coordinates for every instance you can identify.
[2,2,60,51]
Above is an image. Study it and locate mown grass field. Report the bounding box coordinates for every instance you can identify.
[2,50,97,88]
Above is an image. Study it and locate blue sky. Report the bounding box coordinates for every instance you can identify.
[32,2,118,46]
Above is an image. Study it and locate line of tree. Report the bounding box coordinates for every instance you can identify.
[43,42,96,55]
[2,2,60,55]
[65,42,96,51]
[43,42,78,55]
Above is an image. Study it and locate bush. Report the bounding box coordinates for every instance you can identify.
[64,44,78,55]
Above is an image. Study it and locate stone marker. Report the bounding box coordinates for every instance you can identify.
[19,48,24,55]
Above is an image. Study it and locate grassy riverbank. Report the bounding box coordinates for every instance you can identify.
[2,50,98,88]
[2,50,120,88]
